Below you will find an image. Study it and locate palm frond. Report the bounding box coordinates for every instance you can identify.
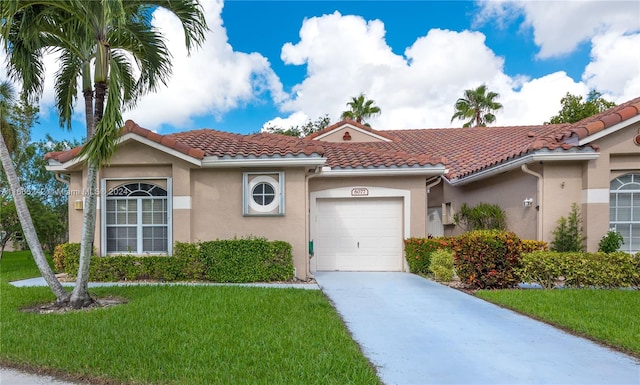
[54,50,83,130]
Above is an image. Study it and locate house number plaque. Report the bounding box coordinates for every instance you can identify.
[351,188,369,196]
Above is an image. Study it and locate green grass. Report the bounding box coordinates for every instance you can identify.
[476,289,640,357]
[0,252,380,385]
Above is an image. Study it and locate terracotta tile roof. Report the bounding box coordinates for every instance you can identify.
[321,142,445,169]
[169,130,324,158]
[45,120,327,163]
[45,97,640,177]
[370,124,575,179]
[552,97,640,142]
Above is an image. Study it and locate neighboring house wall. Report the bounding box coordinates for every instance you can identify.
[586,121,640,251]
[440,170,538,240]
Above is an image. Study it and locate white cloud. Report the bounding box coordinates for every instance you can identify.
[583,31,640,102]
[261,111,309,132]
[125,0,285,131]
[276,12,587,130]
[475,1,640,59]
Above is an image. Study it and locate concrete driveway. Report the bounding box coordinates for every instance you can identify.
[314,272,639,385]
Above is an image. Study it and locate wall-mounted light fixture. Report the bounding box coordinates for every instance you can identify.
[523,198,533,207]
[74,200,84,210]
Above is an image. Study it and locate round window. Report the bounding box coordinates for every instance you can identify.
[252,182,275,206]
[247,175,280,213]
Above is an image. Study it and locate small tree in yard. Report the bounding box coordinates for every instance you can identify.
[598,230,624,253]
[0,200,21,258]
[550,203,586,252]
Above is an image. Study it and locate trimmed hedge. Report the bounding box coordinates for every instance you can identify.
[452,230,522,289]
[53,238,294,283]
[429,249,455,282]
[518,251,640,289]
[404,237,452,274]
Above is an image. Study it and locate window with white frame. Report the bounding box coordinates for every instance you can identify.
[243,172,285,215]
[105,182,168,254]
[610,173,640,253]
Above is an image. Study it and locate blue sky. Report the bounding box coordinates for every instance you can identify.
[2,0,639,143]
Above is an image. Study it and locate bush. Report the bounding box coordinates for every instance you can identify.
[52,238,294,283]
[452,230,522,289]
[517,251,563,289]
[598,231,624,253]
[404,237,451,274]
[53,243,81,272]
[550,203,586,252]
[453,202,507,231]
[518,251,640,288]
[173,241,206,280]
[521,240,548,253]
[429,249,455,282]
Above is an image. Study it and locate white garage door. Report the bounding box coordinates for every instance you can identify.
[315,198,403,271]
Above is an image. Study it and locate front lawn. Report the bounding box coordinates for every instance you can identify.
[476,289,640,357]
[0,251,380,385]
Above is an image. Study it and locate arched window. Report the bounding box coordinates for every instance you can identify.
[105,183,168,254]
[610,174,640,253]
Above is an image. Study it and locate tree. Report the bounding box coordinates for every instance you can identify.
[550,203,586,252]
[546,90,616,124]
[451,84,503,128]
[341,93,381,126]
[263,115,331,137]
[2,0,207,308]
[0,200,20,258]
[0,80,69,301]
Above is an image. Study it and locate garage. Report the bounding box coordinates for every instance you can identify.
[315,197,404,271]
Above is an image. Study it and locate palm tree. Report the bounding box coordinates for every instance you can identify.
[451,84,503,128]
[341,93,381,126]
[0,80,70,302]
[2,0,207,308]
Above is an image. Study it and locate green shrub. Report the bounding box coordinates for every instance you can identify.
[453,202,507,231]
[521,240,548,253]
[266,241,295,281]
[517,251,563,289]
[550,203,586,252]
[173,242,206,280]
[52,242,81,273]
[429,249,455,282]
[518,251,640,288]
[404,237,451,274]
[53,238,294,283]
[452,230,522,289]
[598,230,624,253]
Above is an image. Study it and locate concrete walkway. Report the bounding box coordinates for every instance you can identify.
[0,367,79,385]
[314,272,640,385]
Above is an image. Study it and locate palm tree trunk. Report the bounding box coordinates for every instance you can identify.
[0,129,69,303]
[69,161,98,308]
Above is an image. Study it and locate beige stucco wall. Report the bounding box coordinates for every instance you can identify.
[66,139,311,278]
[581,121,640,251]
[190,168,308,277]
[539,162,583,246]
[314,126,386,143]
[439,169,539,240]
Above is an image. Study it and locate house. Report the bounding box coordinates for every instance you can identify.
[45,97,640,279]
